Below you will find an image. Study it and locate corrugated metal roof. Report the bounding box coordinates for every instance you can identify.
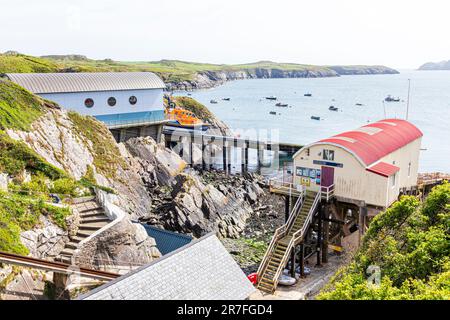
[78,233,256,300]
[366,161,400,177]
[142,225,192,255]
[4,72,165,93]
[310,119,423,166]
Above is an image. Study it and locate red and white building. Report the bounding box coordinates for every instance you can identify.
[292,119,423,210]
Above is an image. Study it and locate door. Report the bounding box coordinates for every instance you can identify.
[321,166,335,188]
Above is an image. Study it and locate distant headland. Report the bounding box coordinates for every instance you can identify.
[418,59,450,70]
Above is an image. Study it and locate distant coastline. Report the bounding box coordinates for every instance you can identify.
[0,51,399,91]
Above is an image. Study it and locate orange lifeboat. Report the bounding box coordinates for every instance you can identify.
[165,107,209,131]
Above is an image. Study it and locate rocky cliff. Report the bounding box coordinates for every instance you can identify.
[165,65,399,90]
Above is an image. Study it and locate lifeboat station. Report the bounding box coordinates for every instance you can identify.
[3,72,168,142]
[258,119,423,294]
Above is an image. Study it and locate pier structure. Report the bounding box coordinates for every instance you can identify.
[162,128,302,174]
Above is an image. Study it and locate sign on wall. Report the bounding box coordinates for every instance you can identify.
[296,167,321,186]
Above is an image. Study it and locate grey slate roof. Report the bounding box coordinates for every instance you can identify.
[4,72,165,94]
[78,233,255,300]
[142,225,192,256]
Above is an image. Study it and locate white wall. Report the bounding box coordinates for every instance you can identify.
[40,88,164,116]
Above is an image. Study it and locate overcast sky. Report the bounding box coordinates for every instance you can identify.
[0,0,448,68]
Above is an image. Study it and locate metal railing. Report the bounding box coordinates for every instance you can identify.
[320,184,335,202]
[95,111,167,129]
[268,177,305,197]
[270,191,321,292]
[256,192,305,283]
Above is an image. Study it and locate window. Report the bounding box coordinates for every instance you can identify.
[107,97,117,107]
[84,98,94,108]
[408,162,411,177]
[305,148,310,156]
[129,96,137,105]
[391,173,396,187]
[323,149,335,161]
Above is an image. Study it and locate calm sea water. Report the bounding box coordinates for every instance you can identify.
[174,70,450,173]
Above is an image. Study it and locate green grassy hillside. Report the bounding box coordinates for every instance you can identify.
[0,52,399,83]
[318,182,450,300]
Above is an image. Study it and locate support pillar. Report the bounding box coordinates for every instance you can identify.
[244,140,249,173]
[358,206,367,245]
[227,145,232,174]
[322,208,329,263]
[299,244,305,277]
[285,196,290,222]
[316,204,323,267]
[222,139,227,173]
[189,138,193,167]
[201,136,206,171]
[290,248,296,278]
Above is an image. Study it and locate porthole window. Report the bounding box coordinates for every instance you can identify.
[129,96,137,105]
[84,98,94,108]
[107,97,117,107]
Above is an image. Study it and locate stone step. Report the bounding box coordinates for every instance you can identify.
[79,221,109,230]
[76,230,95,238]
[60,248,75,256]
[66,242,78,250]
[78,206,104,214]
[80,211,106,219]
[80,217,110,224]
[72,196,96,205]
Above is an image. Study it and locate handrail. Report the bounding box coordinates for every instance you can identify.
[320,184,335,202]
[271,191,321,289]
[256,193,304,280]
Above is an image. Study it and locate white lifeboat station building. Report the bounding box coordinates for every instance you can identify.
[292,119,422,212]
[4,72,167,142]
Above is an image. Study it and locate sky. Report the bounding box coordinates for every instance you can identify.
[0,0,449,68]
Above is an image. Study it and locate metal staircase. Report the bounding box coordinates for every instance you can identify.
[256,190,321,294]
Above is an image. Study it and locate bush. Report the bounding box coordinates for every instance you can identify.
[50,178,77,196]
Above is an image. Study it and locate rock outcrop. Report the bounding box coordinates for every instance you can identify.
[74,218,161,272]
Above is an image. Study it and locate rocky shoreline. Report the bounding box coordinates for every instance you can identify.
[165,66,400,91]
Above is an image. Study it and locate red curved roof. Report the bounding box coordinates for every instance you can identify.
[318,119,423,166]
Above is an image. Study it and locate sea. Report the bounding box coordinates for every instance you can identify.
[174,70,450,173]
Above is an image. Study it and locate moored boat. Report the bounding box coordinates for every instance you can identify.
[210,99,218,104]
[265,96,277,100]
[385,95,400,102]
[311,116,321,120]
[304,93,312,97]
[269,111,277,115]
[329,106,338,111]
[222,98,231,101]
[275,102,288,107]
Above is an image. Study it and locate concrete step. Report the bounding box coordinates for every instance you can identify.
[66,242,78,250]
[79,221,109,230]
[79,206,103,214]
[76,230,94,238]
[60,248,75,256]
[72,196,96,205]
[80,211,106,219]
[80,217,110,224]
